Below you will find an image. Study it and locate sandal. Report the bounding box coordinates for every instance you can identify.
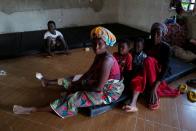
[179,84,188,94]
[187,91,196,103]
[149,98,160,110]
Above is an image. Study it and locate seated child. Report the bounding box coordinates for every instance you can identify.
[122,37,147,112]
[130,37,147,75]
[44,20,69,56]
[113,39,132,86]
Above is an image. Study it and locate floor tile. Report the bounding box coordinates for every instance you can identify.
[177,105,196,131]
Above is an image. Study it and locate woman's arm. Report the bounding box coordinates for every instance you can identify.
[96,56,113,90]
[72,56,113,92]
[158,43,171,81]
[71,56,98,86]
[78,56,98,80]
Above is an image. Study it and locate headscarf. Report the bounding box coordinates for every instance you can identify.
[90,26,116,46]
[151,22,168,36]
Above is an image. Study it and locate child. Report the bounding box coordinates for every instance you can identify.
[44,20,69,56]
[122,37,147,112]
[113,39,132,80]
[130,37,147,74]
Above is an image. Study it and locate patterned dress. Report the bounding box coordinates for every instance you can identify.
[50,56,124,118]
[164,16,190,48]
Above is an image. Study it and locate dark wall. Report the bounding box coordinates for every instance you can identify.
[0,23,149,58]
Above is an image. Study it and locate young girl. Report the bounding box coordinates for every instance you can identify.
[13,27,124,118]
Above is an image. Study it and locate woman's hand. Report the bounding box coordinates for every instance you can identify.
[149,81,161,105]
[152,81,161,92]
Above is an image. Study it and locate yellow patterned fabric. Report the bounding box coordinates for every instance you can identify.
[91,26,116,46]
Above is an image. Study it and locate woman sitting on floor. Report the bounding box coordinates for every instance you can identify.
[123,23,180,112]
[13,26,124,118]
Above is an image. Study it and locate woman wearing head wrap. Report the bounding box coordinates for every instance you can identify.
[123,23,180,112]
[13,26,124,118]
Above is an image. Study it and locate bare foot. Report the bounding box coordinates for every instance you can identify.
[148,98,160,110]
[122,105,138,112]
[13,105,36,115]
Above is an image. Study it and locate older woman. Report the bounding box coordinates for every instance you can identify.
[13,27,124,118]
[123,23,179,112]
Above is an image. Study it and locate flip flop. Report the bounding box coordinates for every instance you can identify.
[149,103,160,110]
[179,84,188,94]
[149,98,160,110]
[187,91,196,103]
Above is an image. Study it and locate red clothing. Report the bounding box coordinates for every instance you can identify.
[131,57,180,96]
[109,56,121,80]
[113,52,132,78]
[131,41,179,109]
[92,55,121,80]
[145,41,171,81]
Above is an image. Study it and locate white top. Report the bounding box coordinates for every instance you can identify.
[44,30,63,40]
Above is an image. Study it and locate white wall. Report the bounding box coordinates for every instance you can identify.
[0,0,119,34]
[1,0,195,38]
[118,0,196,37]
[118,0,175,32]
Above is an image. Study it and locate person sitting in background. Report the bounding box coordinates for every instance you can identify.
[44,20,70,57]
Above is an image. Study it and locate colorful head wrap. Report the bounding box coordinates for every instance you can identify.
[91,26,116,46]
[151,22,168,36]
